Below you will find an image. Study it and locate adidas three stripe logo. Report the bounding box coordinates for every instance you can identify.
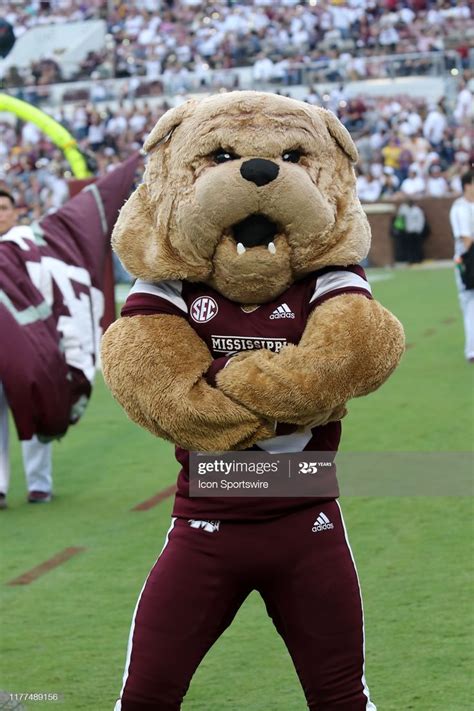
[312,512,334,533]
[269,303,295,319]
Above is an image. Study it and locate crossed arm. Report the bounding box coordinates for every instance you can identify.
[101,313,275,451]
[216,293,405,426]
[101,294,404,450]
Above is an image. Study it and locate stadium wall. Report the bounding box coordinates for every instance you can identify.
[364,197,456,266]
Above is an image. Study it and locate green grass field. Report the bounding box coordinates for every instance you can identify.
[1,266,473,710]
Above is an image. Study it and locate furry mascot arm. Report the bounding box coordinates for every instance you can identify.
[217,293,405,427]
[101,314,275,450]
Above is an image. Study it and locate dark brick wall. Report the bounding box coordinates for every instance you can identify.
[364,197,457,266]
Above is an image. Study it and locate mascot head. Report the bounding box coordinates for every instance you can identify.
[113,91,370,303]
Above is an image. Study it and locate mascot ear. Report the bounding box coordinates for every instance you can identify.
[143,99,198,153]
[320,108,359,163]
[111,183,156,278]
[112,182,196,282]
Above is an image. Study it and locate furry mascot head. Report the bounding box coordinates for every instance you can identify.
[112,92,370,302]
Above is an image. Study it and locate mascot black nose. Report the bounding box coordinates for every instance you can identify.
[240,159,279,187]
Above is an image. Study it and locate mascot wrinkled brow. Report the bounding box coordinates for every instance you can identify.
[102,91,404,711]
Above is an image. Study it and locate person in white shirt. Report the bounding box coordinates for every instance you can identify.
[88,116,106,151]
[356,172,382,202]
[0,190,53,508]
[379,25,399,47]
[400,168,426,198]
[21,122,41,145]
[454,83,473,123]
[106,111,128,138]
[397,200,426,263]
[252,54,275,83]
[423,106,447,147]
[426,165,449,197]
[449,170,474,362]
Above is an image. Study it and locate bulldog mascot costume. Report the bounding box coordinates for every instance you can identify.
[102,92,405,710]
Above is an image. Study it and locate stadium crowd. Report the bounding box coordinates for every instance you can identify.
[0,80,472,220]
[1,0,472,217]
[0,73,474,218]
[1,0,472,89]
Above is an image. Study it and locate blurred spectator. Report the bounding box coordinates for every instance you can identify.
[356,171,382,202]
[87,113,106,151]
[423,104,448,148]
[397,200,427,264]
[400,167,426,198]
[381,167,400,197]
[253,53,275,83]
[449,170,474,362]
[381,137,402,172]
[0,17,16,58]
[454,82,473,123]
[426,164,449,198]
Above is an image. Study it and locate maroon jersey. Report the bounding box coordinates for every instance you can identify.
[122,266,372,520]
[0,154,139,441]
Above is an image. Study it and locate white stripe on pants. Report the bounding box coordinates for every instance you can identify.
[0,382,52,495]
[336,501,377,711]
[114,517,177,711]
[0,382,10,495]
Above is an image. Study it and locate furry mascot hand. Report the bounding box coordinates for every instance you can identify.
[217,293,404,427]
[102,313,275,451]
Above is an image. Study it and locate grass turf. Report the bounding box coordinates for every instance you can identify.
[0,266,473,710]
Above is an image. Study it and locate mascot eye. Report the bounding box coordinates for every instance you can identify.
[214,150,239,164]
[282,150,302,163]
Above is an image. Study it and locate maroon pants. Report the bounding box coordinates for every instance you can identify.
[114,501,376,710]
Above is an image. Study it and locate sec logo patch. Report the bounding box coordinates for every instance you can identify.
[190,296,219,323]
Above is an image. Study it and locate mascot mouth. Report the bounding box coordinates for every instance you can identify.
[231,214,279,254]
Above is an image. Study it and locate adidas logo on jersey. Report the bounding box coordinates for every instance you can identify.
[312,512,334,533]
[188,519,220,533]
[269,303,295,319]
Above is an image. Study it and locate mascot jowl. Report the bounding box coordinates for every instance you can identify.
[102,92,405,710]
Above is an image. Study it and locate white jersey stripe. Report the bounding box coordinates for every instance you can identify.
[335,501,377,710]
[256,425,313,453]
[310,271,372,304]
[129,279,187,313]
[114,517,177,711]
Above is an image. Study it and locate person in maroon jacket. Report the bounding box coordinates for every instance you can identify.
[0,155,139,509]
[0,190,52,507]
